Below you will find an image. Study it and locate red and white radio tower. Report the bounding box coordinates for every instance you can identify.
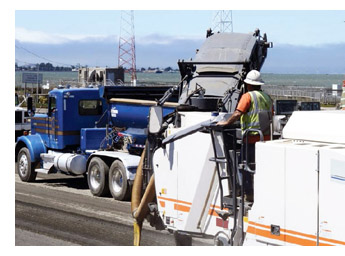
[118,10,137,85]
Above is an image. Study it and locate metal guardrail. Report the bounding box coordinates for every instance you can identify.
[263,85,342,105]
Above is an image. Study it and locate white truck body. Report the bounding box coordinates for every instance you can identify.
[245,111,345,246]
[15,106,30,133]
[153,111,236,236]
[152,111,345,246]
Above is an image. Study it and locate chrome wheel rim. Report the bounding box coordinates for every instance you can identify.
[112,169,123,193]
[90,166,101,190]
[19,154,28,177]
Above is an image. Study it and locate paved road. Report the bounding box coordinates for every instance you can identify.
[15,173,212,246]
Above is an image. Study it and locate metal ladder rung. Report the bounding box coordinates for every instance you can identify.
[209,157,227,163]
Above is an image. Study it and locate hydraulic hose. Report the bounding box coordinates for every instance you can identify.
[131,147,145,215]
[131,148,145,246]
[131,147,156,246]
[133,174,155,221]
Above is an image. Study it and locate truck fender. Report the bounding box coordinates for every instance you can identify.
[86,151,141,181]
[15,135,46,163]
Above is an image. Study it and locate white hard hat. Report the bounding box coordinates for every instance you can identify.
[244,70,265,86]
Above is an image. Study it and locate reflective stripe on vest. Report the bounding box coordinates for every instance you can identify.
[240,91,272,134]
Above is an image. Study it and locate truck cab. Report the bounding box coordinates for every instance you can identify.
[15,87,109,185]
[31,88,107,150]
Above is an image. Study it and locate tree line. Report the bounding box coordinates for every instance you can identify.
[139,67,178,72]
[15,62,179,72]
[15,62,76,72]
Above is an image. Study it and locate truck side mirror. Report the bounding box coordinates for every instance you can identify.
[148,106,163,134]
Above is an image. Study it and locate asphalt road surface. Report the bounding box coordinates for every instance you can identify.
[15,172,212,246]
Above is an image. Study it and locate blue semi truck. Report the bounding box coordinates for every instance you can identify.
[15,85,178,200]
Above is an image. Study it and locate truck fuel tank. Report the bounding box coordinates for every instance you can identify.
[54,153,87,175]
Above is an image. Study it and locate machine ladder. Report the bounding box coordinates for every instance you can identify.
[208,126,241,245]
[208,125,264,246]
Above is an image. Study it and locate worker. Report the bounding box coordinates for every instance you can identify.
[217,70,273,202]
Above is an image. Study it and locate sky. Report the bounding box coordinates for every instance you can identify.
[11,2,345,74]
[15,10,345,46]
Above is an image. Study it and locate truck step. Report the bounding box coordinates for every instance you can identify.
[40,153,55,163]
[40,153,56,171]
[35,168,50,174]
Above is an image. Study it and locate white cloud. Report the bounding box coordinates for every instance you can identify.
[15,27,203,46]
[15,27,116,44]
[15,27,204,45]
[136,33,203,45]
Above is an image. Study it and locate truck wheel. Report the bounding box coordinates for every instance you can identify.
[109,160,130,201]
[174,231,192,246]
[87,157,110,197]
[17,147,37,182]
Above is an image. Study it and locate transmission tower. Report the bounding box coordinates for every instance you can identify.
[213,10,233,33]
[118,10,137,85]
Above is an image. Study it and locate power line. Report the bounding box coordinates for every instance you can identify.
[15,59,35,65]
[15,44,77,67]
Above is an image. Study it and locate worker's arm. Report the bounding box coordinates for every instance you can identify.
[216,110,242,126]
[217,92,249,126]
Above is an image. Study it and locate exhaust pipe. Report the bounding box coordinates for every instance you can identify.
[131,147,156,246]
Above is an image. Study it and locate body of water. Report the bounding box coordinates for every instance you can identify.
[262,73,344,88]
[15,71,344,89]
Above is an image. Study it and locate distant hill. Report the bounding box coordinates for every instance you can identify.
[262,43,345,74]
[15,37,345,74]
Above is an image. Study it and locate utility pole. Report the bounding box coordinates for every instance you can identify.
[213,10,233,33]
[118,10,137,86]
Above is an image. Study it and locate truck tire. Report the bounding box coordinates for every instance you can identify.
[17,147,38,182]
[87,157,110,197]
[109,160,130,201]
[174,231,192,246]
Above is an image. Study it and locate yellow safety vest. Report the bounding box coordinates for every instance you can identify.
[240,90,272,135]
